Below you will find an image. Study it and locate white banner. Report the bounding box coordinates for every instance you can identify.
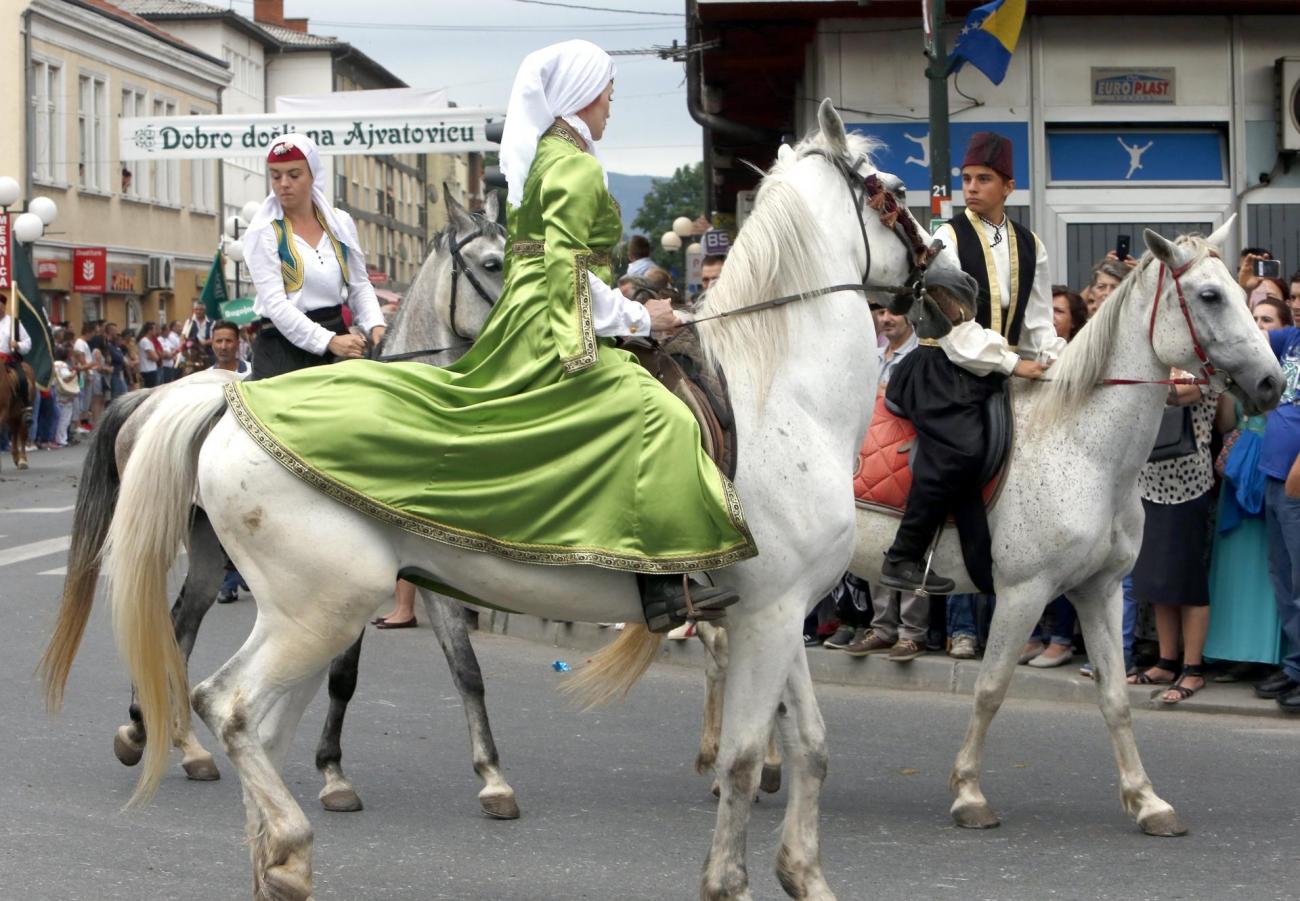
[119,106,504,160]
[276,87,448,114]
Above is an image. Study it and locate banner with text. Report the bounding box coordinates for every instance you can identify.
[119,107,504,160]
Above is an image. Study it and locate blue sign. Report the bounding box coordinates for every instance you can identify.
[845,121,1031,193]
[1047,131,1224,183]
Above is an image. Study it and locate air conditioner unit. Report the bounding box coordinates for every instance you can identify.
[147,255,175,290]
[1277,57,1300,153]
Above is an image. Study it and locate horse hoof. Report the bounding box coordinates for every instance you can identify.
[952,802,1001,830]
[479,791,520,820]
[182,757,221,781]
[260,866,313,901]
[760,764,782,795]
[16,459,28,470]
[1139,809,1188,837]
[710,779,721,799]
[113,726,144,767]
[319,787,363,812]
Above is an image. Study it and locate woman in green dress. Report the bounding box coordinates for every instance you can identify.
[227,40,756,632]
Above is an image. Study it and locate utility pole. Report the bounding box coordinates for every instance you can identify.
[923,0,952,233]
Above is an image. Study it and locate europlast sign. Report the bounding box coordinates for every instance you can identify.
[1092,68,1176,104]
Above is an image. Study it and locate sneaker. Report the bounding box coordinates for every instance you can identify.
[845,630,893,657]
[879,557,956,595]
[823,625,856,650]
[215,588,239,605]
[888,638,925,662]
[665,622,696,640]
[948,635,978,659]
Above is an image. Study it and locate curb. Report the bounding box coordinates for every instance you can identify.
[483,613,1291,720]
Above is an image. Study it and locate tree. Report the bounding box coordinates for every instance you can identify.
[631,162,705,272]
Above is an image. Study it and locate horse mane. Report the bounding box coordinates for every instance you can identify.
[1035,233,1215,428]
[695,131,878,404]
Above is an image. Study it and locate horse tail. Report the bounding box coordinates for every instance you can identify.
[561,624,663,710]
[106,384,228,807]
[39,390,152,712]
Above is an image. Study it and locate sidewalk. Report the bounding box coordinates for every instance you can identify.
[483,613,1290,719]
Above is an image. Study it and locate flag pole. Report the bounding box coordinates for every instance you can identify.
[924,0,952,233]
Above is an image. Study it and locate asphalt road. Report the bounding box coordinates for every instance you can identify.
[2,444,1298,901]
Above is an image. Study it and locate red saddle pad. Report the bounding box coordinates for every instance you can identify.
[854,396,1002,515]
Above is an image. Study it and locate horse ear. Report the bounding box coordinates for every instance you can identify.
[1205,214,1236,253]
[443,183,475,234]
[1143,229,1188,269]
[817,98,849,158]
[483,190,500,224]
[776,143,794,164]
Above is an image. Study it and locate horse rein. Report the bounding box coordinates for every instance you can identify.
[374,219,499,363]
[688,152,939,327]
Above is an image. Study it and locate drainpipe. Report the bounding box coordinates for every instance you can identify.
[23,7,34,201]
[685,0,778,146]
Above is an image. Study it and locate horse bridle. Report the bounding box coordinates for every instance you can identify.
[1098,253,1226,390]
[689,151,940,326]
[375,220,499,363]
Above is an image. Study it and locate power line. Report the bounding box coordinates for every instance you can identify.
[512,0,683,16]
[314,20,670,33]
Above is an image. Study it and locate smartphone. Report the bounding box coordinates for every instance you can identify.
[1115,234,1131,261]
[1254,258,1282,279]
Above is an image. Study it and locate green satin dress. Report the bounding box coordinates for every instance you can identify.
[226,122,756,573]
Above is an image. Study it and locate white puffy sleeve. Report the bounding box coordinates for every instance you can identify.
[938,321,1020,377]
[336,210,386,337]
[588,272,652,338]
[247,226,336,357]
[1018,235,1067,363]
[17,321,32,356]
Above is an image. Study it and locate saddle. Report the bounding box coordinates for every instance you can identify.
[854,387,1013,515]
[623,332,738,481]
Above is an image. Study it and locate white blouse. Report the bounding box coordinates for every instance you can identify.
[246,209,385,357]
[587,272,652,337]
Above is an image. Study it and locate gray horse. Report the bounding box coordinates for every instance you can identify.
[40,188,518,818]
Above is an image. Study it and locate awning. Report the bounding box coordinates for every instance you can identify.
[374,288,402,305]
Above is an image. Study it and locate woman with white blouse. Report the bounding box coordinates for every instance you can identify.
[243,133,386,380]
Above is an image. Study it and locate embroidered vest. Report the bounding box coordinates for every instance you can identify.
[950,209,1035,347]
[271,209,349,294]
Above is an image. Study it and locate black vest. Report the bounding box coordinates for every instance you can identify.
[949,212,1036,347]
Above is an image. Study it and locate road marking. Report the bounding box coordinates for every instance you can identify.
[41,547,187,576]
[0,506,75,514]
[0,536,72,567]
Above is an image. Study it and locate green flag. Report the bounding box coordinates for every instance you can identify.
[197,248,227,320]
[13,244,53,389]
[219,296,258,325]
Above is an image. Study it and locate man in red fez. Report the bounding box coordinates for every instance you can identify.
[879,131,1063,598]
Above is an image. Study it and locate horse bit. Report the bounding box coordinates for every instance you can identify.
[374,220,499,363]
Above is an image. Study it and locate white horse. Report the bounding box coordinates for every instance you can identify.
[45,100,946,900]
[847,224,1282,835]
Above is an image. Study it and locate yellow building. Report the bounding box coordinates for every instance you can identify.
[21,0,229,330]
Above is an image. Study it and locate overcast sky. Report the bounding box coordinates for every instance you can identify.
[231,0,700,176]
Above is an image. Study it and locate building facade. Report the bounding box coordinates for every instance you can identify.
[21,0,229,330]
[696,1,1300,285]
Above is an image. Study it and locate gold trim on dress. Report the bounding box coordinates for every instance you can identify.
[560,250,599,373]
[512,241,608,266]
[224,383,758,573]
[544,122,584,149]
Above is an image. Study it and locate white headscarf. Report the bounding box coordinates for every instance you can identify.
[500,40,615,207]
[242,132,363,263]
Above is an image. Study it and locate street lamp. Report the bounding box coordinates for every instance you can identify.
[0,177,57,344]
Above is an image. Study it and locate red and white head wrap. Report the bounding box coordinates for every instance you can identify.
[243,132,364,266]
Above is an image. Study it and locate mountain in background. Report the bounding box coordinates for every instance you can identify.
[607,172,657,237]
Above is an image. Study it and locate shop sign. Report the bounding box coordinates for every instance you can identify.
[36,259,59,279]
[368,268,388,285]
[72,247,107,293]
[109,269,140,294]
[1092,68,1175,104]
[0,214,10,290]
[845,121,1032,193]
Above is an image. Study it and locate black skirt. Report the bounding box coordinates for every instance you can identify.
[250,305,348,381]
[1131,492,1213,607]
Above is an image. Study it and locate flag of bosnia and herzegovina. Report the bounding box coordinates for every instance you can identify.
[948,0,1027,86]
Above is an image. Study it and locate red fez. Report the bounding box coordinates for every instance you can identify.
[961,131,1013,181]
[267,141,307,163]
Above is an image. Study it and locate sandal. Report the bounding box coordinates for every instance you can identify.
[1128,657,1181,685]
[1159,665,1205,705]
